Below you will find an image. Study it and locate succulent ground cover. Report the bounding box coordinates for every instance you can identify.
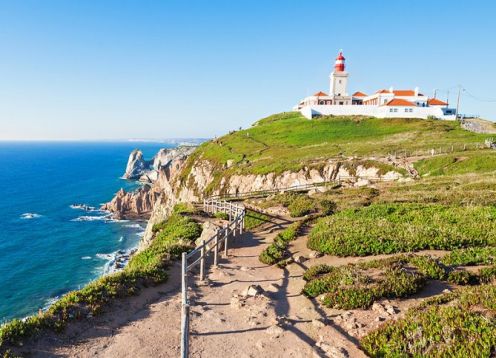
[361,284,496,357]
[303,254,496,310]
[307,203,496,256]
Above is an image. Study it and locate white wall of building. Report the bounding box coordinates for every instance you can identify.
[300,105,456,120]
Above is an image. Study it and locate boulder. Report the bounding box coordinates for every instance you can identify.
[242,284,264,297]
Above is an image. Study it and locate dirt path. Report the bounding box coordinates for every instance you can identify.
[17,215,366,357]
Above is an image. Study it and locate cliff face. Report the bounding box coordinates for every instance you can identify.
[101,186,159,219]
[114,146,407,251]
[103,146,196,221]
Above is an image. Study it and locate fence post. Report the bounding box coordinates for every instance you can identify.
[181,252,189,358]
[228,202,232,222]
[224,223,229,257]
[213,232,219,266]
[200,240,206,281]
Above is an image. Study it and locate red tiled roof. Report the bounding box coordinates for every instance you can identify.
[352,91,367,97]
[385,98,416,107]
[375,89,424,96]
[313,91,328,97]
[376,89,390,94]
[428,98,448,106]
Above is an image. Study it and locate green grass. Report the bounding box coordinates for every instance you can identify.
[361,285,496,357]
[307,203,496,256]
[177,112,490,186]
[414,150,496,176]
[0,209,201,351]
[441,247,496,266]
[243,209,270,230]
[259,221,304,265]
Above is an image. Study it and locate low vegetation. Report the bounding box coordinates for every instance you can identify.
[243,209,270,230]
[0,208,201,350]
[304,254,496,310]
[308,203,496,256]
[303,256,429,309]
[259,221,304,266]
[361,285,496,357]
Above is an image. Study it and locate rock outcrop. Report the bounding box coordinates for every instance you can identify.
[123,149,152,180]
[101,185,159,219]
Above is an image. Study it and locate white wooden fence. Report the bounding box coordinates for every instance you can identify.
[180,199,246,358]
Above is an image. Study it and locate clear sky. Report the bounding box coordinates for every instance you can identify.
[1,0,495,140]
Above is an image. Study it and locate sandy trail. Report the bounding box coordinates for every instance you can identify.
[17,215,366,357]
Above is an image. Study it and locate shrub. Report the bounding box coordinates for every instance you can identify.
[258,221,304,266]
[214,212,229,220]
[319,199,337,215]
[322,287,374,309]
[447,270,478,285]
[408,255,447,280]
[287,195,314,217]
[478,266,496,283]
[375,268,426,298]
[441,246,496,266]
[303,264,334,281]
[243,210,269,230]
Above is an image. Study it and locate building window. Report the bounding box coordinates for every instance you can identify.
[393,108,398,113]
[339,80,342,84]
[389,108,394,113]
[339,101,344,105]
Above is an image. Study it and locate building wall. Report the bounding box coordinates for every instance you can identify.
[300,105,456,120]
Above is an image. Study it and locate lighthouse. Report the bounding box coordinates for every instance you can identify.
[329,50,350,104]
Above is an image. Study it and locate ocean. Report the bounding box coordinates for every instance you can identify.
[0,141,171,322]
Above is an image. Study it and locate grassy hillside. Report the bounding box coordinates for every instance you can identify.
[189,112,490,176]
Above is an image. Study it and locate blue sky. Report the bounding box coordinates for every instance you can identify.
[0,0,495,140]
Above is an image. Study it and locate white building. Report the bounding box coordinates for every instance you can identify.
[294,51,456,120]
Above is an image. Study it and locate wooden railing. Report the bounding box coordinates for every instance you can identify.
[180,199,246,358]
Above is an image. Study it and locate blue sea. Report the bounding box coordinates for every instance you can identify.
[0,141,172,322]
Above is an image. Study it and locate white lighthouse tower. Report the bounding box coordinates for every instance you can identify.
[329,51,351,105]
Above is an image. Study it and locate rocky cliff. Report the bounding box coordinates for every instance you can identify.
[112,146,408,251]
[103,146,196,221]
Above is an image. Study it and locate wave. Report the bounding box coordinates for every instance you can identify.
[96,248,137,274]
[81,256,92,260]
[20,212,42,220]
[124,223,142,229]
[71,214,111,222]
[69,204,99,212]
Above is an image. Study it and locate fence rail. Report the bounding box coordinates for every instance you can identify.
[180,199,246,358]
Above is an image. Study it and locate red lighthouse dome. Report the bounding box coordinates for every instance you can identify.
[334,51,345,72]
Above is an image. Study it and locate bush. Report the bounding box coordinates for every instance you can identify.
[308,203,496,256]
[376,268,425,298]
[214,212,229,220]
[303,264,334,281]
[322,287,374,310]
[243,210,269,230]
[408,255,447,280]
[447,270,478,285]
[441,246,496,266]
[319,199,337,216]
[479,265,496,283]
[287,195,314,217]
[259,221,304,266]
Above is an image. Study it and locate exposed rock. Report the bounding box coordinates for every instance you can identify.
[309,251,324,259]
[123,149,152,180]
[293,255,306,264]
[242,285,264,297]
[101,185,159,219]
[195,221,221,249]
